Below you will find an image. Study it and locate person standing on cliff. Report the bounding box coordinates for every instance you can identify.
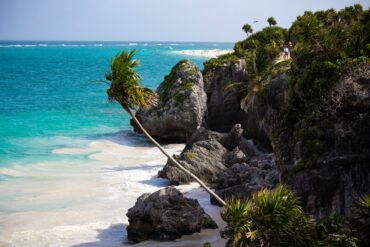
[283,45,290,59]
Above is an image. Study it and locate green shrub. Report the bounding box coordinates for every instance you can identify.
[221,185,313,247]
[203,53,238,77]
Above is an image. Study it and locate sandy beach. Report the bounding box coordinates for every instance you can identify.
[0,133,226,247]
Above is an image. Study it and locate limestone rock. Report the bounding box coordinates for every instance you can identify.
[275,64,370,219]
[242,73,288,151]
[158,124,246,185]
[212,153,278,205]
[126,187,217,242]
[204,59,247,132]
[133,60,207,141]
[158,139,228,184]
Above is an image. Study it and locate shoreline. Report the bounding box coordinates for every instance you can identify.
[172,49,233,58]
[0,133,225,246]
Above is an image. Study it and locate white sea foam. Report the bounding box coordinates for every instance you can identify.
[172,49,233,58]
[0,45,24,48]
[0,133,225,246]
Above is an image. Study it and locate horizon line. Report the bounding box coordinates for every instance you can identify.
[0,39,237,43]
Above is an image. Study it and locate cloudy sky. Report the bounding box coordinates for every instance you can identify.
[0,0,369,42]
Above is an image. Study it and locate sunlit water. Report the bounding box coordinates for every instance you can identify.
[0,41,231,246]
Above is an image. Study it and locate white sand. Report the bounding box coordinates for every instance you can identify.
[0,133,226,247]
[172,49,233,58]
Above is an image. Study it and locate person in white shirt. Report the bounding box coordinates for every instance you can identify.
[283,45,289,59]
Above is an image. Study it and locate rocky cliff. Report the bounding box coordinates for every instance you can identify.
[133,60,207,141]
[274,63,370,219]
[128,59,369,244]
[203,59,247,132]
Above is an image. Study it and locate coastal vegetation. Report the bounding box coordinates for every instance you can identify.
[204,4,369,114]
[222,187,367,247]
[105,49,226,206]
[221,185,313,247]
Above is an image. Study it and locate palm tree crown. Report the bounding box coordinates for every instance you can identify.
[267,17,277,26]
[242,24,253,36]
[106,49,157,110]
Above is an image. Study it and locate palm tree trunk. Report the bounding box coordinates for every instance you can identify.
[125,105,226,206]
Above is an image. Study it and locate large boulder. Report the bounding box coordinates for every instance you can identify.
[126,187,217,242]
[158,124,245,185]
[274,64,370,219]
[133,60,207,141]
[203,59,248,132]
[158,139,228,184]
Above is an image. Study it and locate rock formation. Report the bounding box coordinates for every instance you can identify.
[126,187,217,243]
[212,153,278,204]
[133,60,207,141]
[203,59,247,132]
[158,124,247,185]
[127,57,369,243]
[242,73,288,151]
[274,64,370,219]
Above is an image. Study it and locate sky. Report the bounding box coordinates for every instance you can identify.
[0,0,369,42]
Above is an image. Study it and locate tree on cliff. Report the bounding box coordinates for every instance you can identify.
[105,49,226,206]
[267,17,277,26]
[242,24,253,36]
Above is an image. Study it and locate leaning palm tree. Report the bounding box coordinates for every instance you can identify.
[105,49,226,206]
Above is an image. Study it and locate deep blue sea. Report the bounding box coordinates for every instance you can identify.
[0,41,232,246]
[0,41,232,168]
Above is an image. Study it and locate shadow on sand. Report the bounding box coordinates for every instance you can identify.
[72,223,128,247]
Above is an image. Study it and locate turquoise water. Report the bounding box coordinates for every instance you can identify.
[0,41,232,168]
[0,41,232,246]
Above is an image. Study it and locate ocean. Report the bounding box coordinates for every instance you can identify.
[0,41,232,246]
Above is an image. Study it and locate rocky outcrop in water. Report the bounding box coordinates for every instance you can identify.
[126,187,217,242]
[133,60,207,141]
[204,59,247,132]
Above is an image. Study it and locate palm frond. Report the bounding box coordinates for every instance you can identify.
[106,49,158,110]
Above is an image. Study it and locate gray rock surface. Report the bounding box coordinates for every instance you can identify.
[126,187,217,242]
[242,73,288,151]
[204,59,247,132]
[212,153,278,205]
[158,139,228,184]
[274,64,370,219]
[158,124,246,185]
[133,60,207,141]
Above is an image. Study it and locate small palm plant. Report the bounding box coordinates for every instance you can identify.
[221,185,313,247]
[105,49,226,206]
